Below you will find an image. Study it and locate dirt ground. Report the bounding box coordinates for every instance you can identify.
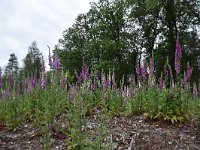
[0,115,200,150]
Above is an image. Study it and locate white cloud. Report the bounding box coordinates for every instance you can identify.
[0,0,97,69]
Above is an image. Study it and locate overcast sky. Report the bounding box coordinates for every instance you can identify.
[0,0,97,69]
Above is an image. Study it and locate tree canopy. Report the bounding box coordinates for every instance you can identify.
[58,0,200,86]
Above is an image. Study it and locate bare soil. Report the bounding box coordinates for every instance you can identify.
[0,115,200,150]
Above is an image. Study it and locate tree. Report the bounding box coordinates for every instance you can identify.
[58,0,137,86]
[127,0,200,82]
[23,41,43,79]
[5,53,19,78]
[58,0,200,86]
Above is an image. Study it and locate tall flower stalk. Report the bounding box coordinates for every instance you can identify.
[175,40,182,74]
[41,60,46,89]
[184,62,193,84]
[53,56,61,72]
[48,46,52,69]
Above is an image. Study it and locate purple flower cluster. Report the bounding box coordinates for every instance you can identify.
[184,63,193,83]
[41,79,46,89]
[141,63,147,78]
[61,75,66,86]
[41,61,46,89]
[175,55,180,74]
[54,56,61,72]
[186,63,193,78]
[104,79,110,89]
[175,41,182,74]
[76,74,82,83]
[48,46,52,68]
[30,78,36,88]
[80,64,90,80]
[76,64,90,83]
[48,55,52,68]
[136,60,147,79]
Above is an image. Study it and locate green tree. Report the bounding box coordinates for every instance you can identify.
[127,0,200,82]
[23,41,43,79]
[58,0,138,85]
[5,53,19,78]
[58,0,200,86]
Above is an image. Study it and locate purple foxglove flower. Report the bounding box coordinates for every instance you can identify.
[54,56,61,71]
[41,79,46,89]
[61,76,66,86]
[82,64,87,74]
[30,78,36,88]
[186,63,193,78]
[175,40,182,74]
[176,41,182,58]
[48,46,52,68]
[80,64,90,81]
[137,60,147,78]
[76,74,82,83]
[105,79,110,89]
[184,63,193,83]
[48,55,52,68]
[175,54,180,74]
[141,65,146,78]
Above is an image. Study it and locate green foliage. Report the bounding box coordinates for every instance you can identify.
[23,41,44,79]
[58,0,200,85]
[58,0,136,85]
[124,85,199,124]
[4,53,19,78]
[0,84,68,148]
